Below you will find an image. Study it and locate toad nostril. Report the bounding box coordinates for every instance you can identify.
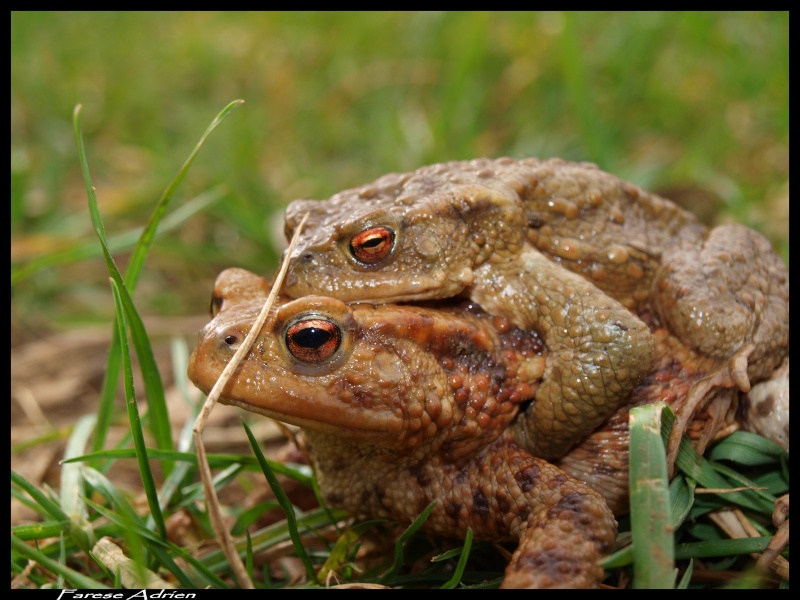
[302,252,315,263]
[219,328,243,350]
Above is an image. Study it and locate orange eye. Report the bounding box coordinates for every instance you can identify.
[285,318,342,362]
[349,226,395,265]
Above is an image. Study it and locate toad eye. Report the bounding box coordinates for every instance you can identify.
[209,294,224,317]
[349,226,395,265]
[285,317,342,362]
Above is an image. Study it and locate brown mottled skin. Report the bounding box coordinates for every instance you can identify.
[283,157,789,462]
[188,268,617,589]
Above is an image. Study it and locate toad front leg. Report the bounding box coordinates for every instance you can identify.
[488,439,617,589]
[472,247,656,460]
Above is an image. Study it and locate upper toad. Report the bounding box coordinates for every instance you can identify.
[283,157,789,461]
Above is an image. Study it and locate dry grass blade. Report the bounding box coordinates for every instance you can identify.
[708,506,790,581]
[91,537,176,589]
[192,212,310,589]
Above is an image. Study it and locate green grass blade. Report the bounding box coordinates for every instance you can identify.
[245,530,255,584]
[242,419,319,584]
[667,473,696,530]
[674,536,774,560]
[199,506,349,574]
[10,185,227,286]
[84,495,226,589]
[72,104,171,458]
[749,468,789,497]
[172,337,203,446]
[111,285,173,464]
[11,427,72,454]
[123,99,243,292]
[73,102,241,457]
[707,462,779,509]
[439,527,473,589]
[600,544,632,569]
[71,100,121,451]
[62,447,313,484]
[706,430,787,466]
[80,454,145,569]
[11,521,71,541]
[84,499,208,589]
[154,337,208,512]
[661,406,777,515]
[74,108,111,248]
[11,534,109,589]
[108,278,167,540]
[60,414,97,552]
[92,331,124,454]
[80,468,202,589]
[309,467,345,536]
[377,501,436,585]
[11,470,69,524]
[628,402,676,589]
[676,559,694,589]
[316,520,377,583]
[675,440,776,515]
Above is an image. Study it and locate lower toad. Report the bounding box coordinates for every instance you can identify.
[188,268,618,589]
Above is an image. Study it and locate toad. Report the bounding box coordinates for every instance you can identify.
[283,157,789,462]
[188,268,618,589]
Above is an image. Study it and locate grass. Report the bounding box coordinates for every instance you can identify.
[11,11,789,590]
[11,98,790,590]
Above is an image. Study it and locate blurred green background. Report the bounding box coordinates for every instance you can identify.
[11,11,789,335]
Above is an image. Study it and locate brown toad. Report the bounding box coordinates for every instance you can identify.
[283,157,789,461]
[188,267,618,589]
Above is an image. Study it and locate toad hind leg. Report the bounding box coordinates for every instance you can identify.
[652,224,789,391]
[310,435,616,588]
[417,437,617,588]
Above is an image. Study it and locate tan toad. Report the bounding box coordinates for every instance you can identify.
[283,157,789,461]
[188,268,618,589]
